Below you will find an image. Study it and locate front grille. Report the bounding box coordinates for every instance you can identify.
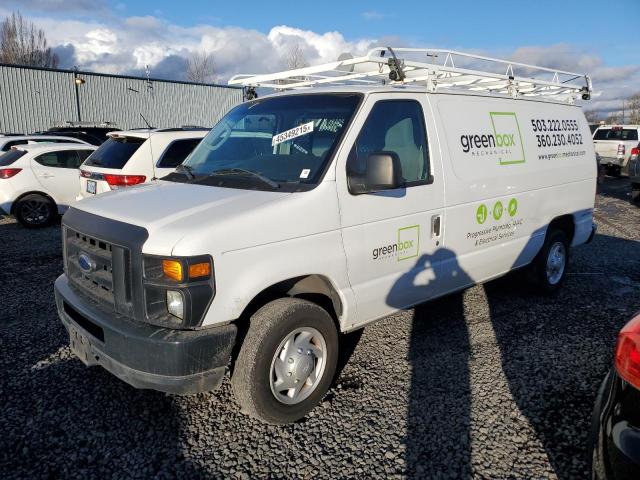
[65,227,132,317]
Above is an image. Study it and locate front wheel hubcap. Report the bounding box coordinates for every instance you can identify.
[20,200,49,225]
[269,327,327,405]
[546,241,566,285]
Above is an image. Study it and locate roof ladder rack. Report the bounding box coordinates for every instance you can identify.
[229,47,592,104]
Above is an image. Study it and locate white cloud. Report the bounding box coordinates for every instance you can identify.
[362,11,385,20]
[2,9,636,119]
[1,0,106,14]
[506,44,640,117]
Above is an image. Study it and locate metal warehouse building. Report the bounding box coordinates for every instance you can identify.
[0,63,243,133]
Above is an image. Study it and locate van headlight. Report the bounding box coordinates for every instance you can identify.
[142,255,215,329]
[166,290,185,320]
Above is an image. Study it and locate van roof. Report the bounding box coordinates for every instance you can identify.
[257,85,585,107]
[231,47,592,105]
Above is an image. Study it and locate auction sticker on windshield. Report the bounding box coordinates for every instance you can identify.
[272,121,314,146]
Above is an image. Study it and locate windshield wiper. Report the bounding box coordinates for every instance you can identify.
[207,168,280,189]
[175,163,195,180]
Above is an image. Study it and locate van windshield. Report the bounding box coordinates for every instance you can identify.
[170,94,361,191]
[83,136,145,169]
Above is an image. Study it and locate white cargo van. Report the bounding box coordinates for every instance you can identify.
[54,48,597,424]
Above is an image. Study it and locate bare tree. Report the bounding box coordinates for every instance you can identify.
[583,109,601,123]
[284,43,309,70]
[605,112,622,125]
[186,51,215,84]
[278,43,309,87]
[627,93,640,125]
[0,11,58,68]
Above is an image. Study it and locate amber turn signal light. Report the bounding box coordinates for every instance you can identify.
[189,262,211,279]
[162,259,183,282]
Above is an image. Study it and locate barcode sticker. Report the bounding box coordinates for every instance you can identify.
[272,121,314,146]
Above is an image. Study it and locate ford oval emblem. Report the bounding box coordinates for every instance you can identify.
[78,252,94,273]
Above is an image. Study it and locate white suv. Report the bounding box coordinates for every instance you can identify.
[77,128,208,198]
[0,143,96,227]
[592,125,640,176]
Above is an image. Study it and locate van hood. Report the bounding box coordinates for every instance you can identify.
[74,180,290,233]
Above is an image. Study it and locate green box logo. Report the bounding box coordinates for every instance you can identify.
[397,225,420,261]
[490,112,525,165]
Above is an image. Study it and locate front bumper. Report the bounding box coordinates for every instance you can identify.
[55,274,237,394]
[591,369,640,480]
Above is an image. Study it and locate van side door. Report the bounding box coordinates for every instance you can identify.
[336,93,445,328]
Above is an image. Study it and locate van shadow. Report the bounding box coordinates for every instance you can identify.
[385,232,639,479]
[386,250,474,478]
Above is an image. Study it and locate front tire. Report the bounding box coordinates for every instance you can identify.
[14,194,56,228]
[231,298,339,424]
[527,229,570,293]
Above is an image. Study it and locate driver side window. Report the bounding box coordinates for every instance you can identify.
[348,100,430,186]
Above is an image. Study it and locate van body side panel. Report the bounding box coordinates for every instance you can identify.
[432,94,596,286]
[169,181,355,329]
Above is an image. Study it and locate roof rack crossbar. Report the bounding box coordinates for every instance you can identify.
[229,47,591,103]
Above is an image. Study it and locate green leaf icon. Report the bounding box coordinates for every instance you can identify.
[508,198,518,216]
[476,204,488,224]
[493,201,504,221]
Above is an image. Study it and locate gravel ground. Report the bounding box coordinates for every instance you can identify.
[1,177,639,479]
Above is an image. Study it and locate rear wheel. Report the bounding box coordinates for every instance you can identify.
[14,194,56,228]
[231,298,338,424]
[631,183,640,203]
[605,165,621,177]
[527,229,570,293]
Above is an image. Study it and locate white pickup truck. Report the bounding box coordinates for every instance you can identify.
[593,125,640,176]
[54,48,597,424]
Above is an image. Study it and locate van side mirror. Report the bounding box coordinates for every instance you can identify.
[348,152,404,195]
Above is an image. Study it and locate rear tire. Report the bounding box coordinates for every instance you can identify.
[231,298,339,424]
[14,194,56,228]
[605,165,621,177]
[527,229,570,293]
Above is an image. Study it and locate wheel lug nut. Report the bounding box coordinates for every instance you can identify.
[287,372,292,377]
[307,350,312,355]
[297,348,303,354]
[288,358,294,364]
